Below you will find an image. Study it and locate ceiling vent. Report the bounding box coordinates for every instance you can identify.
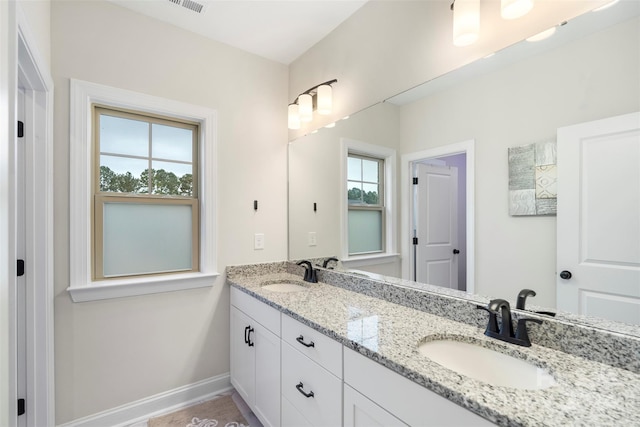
[168,0,206,14]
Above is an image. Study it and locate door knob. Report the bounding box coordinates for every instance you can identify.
[453,249,460,254]
[559,270,572,280]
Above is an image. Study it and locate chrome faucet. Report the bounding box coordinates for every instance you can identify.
[297,260,318,283]
[478,299,542,347]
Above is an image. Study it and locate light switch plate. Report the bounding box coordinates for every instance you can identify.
[308,231,317,246]
[254,233,265,250]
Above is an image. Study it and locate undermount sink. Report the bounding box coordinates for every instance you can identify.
[261,282,308,293]
[418,338,556,390]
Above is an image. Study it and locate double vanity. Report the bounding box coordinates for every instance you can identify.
[227,261,640,426]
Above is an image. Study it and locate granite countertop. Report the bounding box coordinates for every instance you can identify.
[227,269,640,427]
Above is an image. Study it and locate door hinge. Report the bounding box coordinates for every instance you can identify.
[17,121,24,138]
[17,398,25,416]
[413,237,418,245]
[412,177,418,185]
[17,259,25,277]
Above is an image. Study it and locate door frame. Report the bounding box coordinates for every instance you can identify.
[4,8,55,427]
[401,140,475,294]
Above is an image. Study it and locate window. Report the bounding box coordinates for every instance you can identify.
[93,107,199,279]
[69,79,217,302]
[340,138,398,266]
[347,154,385,255]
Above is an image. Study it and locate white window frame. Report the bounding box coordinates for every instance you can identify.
[69,79,218,302]
[340,138,399,268]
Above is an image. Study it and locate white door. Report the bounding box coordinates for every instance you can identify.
[557,111,640,325]
[415,163,459,288]
[16,87,27,427]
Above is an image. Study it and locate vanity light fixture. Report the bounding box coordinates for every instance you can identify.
[451,0,480,47]
[501,0,534,20]
[288,79,338,129]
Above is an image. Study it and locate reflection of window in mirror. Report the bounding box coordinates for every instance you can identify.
[347,153,385,255]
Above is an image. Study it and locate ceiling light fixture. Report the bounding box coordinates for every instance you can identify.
[288,79,337,130]
[501,0,534,20]
[451,0,480,47]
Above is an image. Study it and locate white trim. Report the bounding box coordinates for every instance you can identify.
[57,374,233,427]
[68,272,219,302]
[341,253,400,268]
[16,6,56,427]
[69,79,219,302]
[340,138,397,262]
[0,2,18,426]
[400,140,476,294]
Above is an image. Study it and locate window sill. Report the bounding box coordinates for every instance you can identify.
[341,253,400,269]
[67,271,220,302]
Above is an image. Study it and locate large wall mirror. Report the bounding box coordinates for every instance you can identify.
[288,1,640,334]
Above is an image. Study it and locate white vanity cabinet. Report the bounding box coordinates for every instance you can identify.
[344,384,407,427]
[280,314,343,427]
[344,348,493,427]
[230,288,281,427]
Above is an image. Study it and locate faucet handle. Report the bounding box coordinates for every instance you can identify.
[476,305,499,335]
[515,318,542,347]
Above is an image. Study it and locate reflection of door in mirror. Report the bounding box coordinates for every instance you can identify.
[413,155,466,291]
[414,163,459,290]
[557,111,640,326]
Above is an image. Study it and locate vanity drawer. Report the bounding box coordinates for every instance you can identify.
[282,314,343,377]
[230,287,280,335]
[282,341,342,427]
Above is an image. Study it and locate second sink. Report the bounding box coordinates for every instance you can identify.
[418,338,556,390]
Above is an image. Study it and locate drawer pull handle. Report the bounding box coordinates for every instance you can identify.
[296,335,315,348]
[246,327,255,347]
[296,382,314,398]
[244,326,250,344]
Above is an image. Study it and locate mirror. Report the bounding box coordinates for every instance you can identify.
[288,2,640,334]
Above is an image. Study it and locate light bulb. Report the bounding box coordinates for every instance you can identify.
[453,0,480,47]
[501,0,533,20]
[299,94,313,122]
[317,84,332,115]
[288,104,300,129]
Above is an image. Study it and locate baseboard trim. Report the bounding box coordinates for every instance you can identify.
[57,373,232,427]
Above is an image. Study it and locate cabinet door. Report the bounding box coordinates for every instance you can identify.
[344,384,407,427]
[282,396,313,427]
[254,324,281,427]
[230,306,255,406]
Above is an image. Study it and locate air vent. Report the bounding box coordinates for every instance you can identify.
[167,0,206,14]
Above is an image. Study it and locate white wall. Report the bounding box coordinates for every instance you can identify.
[399,17,640,307]
[17,0,50,69]
[51,1,288,423]
[288,0,607,139]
